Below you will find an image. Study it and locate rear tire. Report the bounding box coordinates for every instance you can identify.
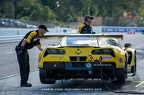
[112,57,127,85]
[112,68,127,85]
[39,69,56,84]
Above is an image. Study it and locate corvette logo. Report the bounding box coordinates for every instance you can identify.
[75,51,81,55]
[75,48,81,55]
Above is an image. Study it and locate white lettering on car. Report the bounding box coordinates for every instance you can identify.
[102,56,112,60]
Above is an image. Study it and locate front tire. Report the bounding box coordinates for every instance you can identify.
[131,52,137,75]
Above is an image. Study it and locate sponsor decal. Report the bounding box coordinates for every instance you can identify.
[50,56,64,60]
[86,63,92,68]
[50,56,64,58]
[94,64,111,66]
[119,58,123,63]
[102,26,143,32]
[102,56,112,60]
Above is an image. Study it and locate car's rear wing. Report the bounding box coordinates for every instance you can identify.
[36,34,123,40]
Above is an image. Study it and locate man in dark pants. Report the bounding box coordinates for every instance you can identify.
[77,15,94,34]
[15,25,48,87]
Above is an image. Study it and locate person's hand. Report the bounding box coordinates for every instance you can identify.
[38,46,43,51]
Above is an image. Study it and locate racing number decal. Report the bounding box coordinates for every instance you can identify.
[88,54,93,61]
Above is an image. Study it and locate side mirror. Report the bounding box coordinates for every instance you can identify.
[48,44,55,46]
[124,43,131,47]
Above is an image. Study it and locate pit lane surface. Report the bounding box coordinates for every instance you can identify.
[0,34,144,95]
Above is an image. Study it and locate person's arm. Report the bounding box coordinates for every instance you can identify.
[77,24,85,34]
[21,31,37,48]
[37,46,43,51]
[35,39,43,51]
[17,39,27,55]
[77,26,82,34]
[21,40,27,48]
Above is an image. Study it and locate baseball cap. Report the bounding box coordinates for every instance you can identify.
[84,15,94,21]
[38,25,49,32]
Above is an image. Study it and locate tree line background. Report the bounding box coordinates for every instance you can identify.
[0,0,144,27]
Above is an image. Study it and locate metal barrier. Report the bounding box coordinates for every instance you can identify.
[0,27,73,43]
[0,27,142,44]
[0,35,24,43]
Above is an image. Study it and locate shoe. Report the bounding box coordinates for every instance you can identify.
[20,82,32,87]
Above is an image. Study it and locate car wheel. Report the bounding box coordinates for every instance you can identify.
[112,57,127,85]
[112,68,127,85]
[39,69,56,84]
[131,52,137,74]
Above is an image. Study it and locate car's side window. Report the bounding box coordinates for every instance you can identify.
[106,38,113,45]
[106,38,119,46]
[112,40,119,46]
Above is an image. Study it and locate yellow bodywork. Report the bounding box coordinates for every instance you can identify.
[38,46,127,69]
[37,34,130,72]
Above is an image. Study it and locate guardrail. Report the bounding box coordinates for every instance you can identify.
[0,27,74,43]
[0,26,143,43]
[0,35,24,43]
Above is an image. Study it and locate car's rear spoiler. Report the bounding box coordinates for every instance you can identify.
[36,34,123,40]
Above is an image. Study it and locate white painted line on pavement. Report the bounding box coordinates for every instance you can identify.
[0,69,38,80]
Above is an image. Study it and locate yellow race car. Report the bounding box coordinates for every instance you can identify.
[37,34,136,85]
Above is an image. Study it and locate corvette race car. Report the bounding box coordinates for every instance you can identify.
[37,34,136,85]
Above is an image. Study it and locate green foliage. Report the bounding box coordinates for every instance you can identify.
[0,0,144,23]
